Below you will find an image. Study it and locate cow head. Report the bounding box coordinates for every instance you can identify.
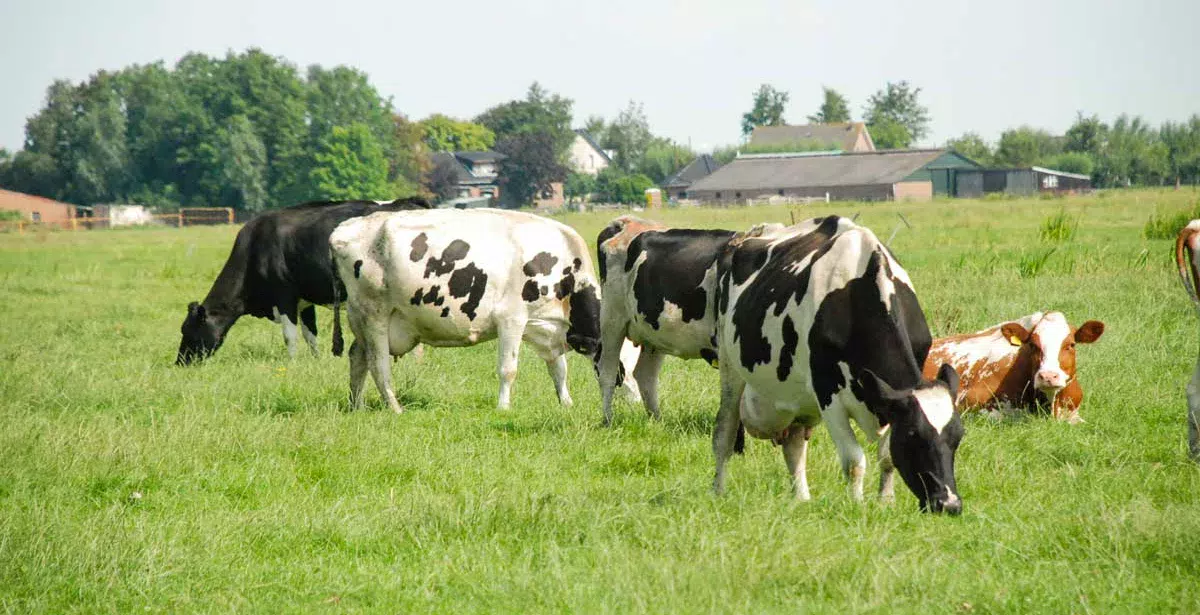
[176,301,223,365]
[860,364,964,515]
[999,313,1104,399]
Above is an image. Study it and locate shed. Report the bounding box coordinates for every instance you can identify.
[661,154,722,199]
[0,188,77,224]
[685,149,980,203]
[953,166,1092,198]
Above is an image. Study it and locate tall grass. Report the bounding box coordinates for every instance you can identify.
[1143,199,1200,239]
[1039,209,1077,242]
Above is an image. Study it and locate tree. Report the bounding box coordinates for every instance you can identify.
[583,115,608,143]
[594,168,655,204]
[419,114,495,152]
[1064,112,1108,156]
[741,84,789,137]
[944,132,993,165]
[564,171,597,202]
[476,82,575,156]
[390,113,430,196]
[807,87,851,123]
[220,114,269,211]
[868,117,913,149]
[1095,115,1168,187]
[637,138,694,183]
[864,81,930,143]
[307,123,391,200]
[494,132,568,207]
[424,155,462,202]
[1161,115,1200,185]
[603,101,653,173]
[712,144,740,165]
[993,126,1062,167]
[1040,152,1095,176]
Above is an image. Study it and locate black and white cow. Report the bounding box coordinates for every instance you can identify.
[331,208,634,412]
[712,216,965,514]
[176,197,432,365]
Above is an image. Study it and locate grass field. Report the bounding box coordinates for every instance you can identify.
[2,189,1200,613]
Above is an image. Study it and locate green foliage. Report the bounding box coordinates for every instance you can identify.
[740,84,788,137]
[1159,115,1200,184]
[1039,151,1095,177]
[602,101,654,174]
[868,117,912,149]
[711,145,740,165]
[419,114,495,152]
[807,87,851,124]
[390,114,431,193]
[583,115,608,143]
[741,139,838,154]
[424,155,462,203]
[564,172,597,201]
[307,123,391,201]
[594,168,654,204]
[1039,209,1077,242]
[495,132,567,207]
[945,132,993,165]
[0,209,21,221]
[1064,112,1108,155]
[994,126,1063,167]
[476,82,575,157]
[637,139,693,184]
[1096,115,1170,187]
[864,81,929,142]
[1016,246,1056,278]
[1143,200,1200,239]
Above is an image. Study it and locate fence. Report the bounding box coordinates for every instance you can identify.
[0,207,234,233]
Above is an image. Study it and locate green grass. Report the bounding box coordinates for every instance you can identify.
[3,188,1200,612]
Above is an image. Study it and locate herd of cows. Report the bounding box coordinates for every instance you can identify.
[177,196,1200,516]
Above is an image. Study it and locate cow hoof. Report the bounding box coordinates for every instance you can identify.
[559,396,574,408]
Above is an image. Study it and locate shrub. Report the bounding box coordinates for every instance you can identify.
[1143,200,1200,239]
[1040,210,1076,242]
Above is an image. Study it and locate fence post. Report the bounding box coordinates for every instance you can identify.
[17,221,24,234]
[177,212,183,228]
[226,208,233,224]
[70,217,77,231]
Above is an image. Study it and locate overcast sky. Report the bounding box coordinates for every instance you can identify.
[1,0,1197,154]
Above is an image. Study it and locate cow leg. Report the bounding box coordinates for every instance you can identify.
[877,427,896,502]
[364,314,407,414]
[272,305,300,358]
[618,339,643,403]
[348,339,369,410]
[781,425,814,501]
[632,348,665,420]
[822,405,867,501]
[712,365,747,495]
[1188,362,1200,460]
[597,327,627,426]
[496,321,526,410]
[1053,380,1084,424]
[299,302,320,357]
[543,351,572,407]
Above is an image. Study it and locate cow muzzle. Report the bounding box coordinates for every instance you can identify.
[1034,369,1068,392]
[927,491,962,516]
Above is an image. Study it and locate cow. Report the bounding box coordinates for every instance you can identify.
[331,207,633,412]
[711,216,964,514]
[922,312,1105,424]
[595,215,738,423]
[176,197,433,366]
[1175,220,1200,459]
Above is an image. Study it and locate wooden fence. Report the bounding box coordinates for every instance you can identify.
[0,207,234,233]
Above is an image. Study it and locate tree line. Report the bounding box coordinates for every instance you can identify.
[2,50,1197,211]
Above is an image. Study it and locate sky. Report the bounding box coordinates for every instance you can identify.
[1,0,1198,154]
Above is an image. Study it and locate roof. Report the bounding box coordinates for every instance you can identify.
[749,122,874,151]
[0,188,75,212]
[453,151,506,163]
[573,129,612,163]
[687,149,951,193]
[662,154,722,188]
[429,151,504,185]
[960,166,1092,181]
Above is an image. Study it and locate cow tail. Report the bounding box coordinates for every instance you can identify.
[331,251,345,357]
[734,421,746,455]
[1175,223,1200,316]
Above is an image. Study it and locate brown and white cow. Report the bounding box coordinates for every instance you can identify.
[1174,220,1200,459]
[922,312,1105,423]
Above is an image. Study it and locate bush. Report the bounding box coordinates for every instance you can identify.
[1040,210,1077,242]
[1143,200,1200,239]
[595,168,655,204]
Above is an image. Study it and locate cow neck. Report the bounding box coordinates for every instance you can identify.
[200,249,248,331]
[998,345,1041,405]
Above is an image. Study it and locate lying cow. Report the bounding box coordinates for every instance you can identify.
[331,208,627,412]
[595,215,739,423]
[712,216,964,514]
[923,312,1104,424]
[176,197,431,365]
[1176,220,1200,459]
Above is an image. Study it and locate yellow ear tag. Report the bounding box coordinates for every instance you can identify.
[1008,335,1022,346]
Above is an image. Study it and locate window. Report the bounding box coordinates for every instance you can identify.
[1042,174,1058,189]
[715,192,722,199]
[778,189,785,196]
[735,192,742,198]
[678,191,687,199]
[31,212,41,222]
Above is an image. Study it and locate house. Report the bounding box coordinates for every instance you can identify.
[0,188,77,224]
[567,129,613,176]
[662,154,722,200]
[429,150,506,201]
[952,166,1092,198]
[685,149,981,203]
[748,122,875,153]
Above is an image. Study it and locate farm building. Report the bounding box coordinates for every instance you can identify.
[0,188,77,223]
[748,122,875,152]
[685,149,981,203]
[567,129,613,176]
[429,151,506,202]
[662,154,722,199]
[952,166,1092,197]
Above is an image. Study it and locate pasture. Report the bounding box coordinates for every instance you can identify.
[2,189,1199,612]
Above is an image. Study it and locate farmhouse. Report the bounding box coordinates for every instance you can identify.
[0,188,77,224]
[662,154,722,200]
[567,129,613,176]
[953,166,1092,197]
[686,149,981,203]
[429,151,506,201]
[748,122,876,152]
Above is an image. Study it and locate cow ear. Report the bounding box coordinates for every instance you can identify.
[936,363,960,400]
[1074,320,1104,344]
[858,369,900,408]
[1000,322,1030,346]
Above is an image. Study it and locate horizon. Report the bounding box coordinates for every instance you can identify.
[2,0,1198,154]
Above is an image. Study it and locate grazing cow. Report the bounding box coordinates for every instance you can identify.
[712,216,964,514]
[1176,220,1200,459]
[176,197,432,365]
[922,312,1105,424]
[331,208,628,412]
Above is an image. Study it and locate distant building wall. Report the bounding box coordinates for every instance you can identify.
[690,183,895,203]
[0,189,75,223]
[568,134,609,176]
[892,181,933,202]
[533,182,565,209]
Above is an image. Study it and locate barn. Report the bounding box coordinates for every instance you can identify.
[685,149,981,203]
[952,166,1092,197]
[0,188,77,224]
